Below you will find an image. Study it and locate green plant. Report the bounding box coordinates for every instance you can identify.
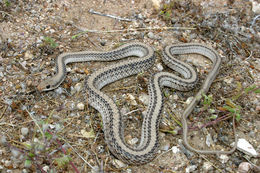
[4,0,11,7]
[43,36,58,48]
[202,93,213,109]
[159,2,175,22]
[54,155,72,168]
[223,84,259,121]
[223,100,241,121]
[200,84,259,122]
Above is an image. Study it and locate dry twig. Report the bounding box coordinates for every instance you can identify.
[89,9,134,22]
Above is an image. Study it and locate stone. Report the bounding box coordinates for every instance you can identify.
[77,102,85,110]
[235,138,258,157]
[238,162,252,173]
[21,127,29,136]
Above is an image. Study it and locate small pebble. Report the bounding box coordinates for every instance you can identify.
[219,154,229,163]
[238,162,252,173]
[55,87,63,94]
[77,102,85,110]
[126,168,132,173]
[202,161,213,172]
[0,135,7,145]
[185,97,194,105]
[21,127,29,136]
[137,13,143,19]
[4,160,12,168]
[206,133,213,147]
[161,141,171,151]
[139,93,149,105]
[224,77,234,84]
[189,33,197,39]
[74,83,83,92]
[128,138,139,145]
[11,149,20,158]
[49,124,55,129]
[42,165,50,172]
[251,0,260,13]
[156,63,164,71]
[236,138,258,157]
[147,32,155,39]
[127,93,137,106]
[24,51,33,60]
[97,145,105,153]
[0,149,4,155]
[173,94,179,100]
[100,40,106,46]
[172,146,180,154]
[185,165,197,173]
[22,169,28,173]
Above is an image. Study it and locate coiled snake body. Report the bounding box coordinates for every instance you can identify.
[38,42,237,165]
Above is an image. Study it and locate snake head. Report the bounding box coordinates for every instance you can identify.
[37,78,57,92]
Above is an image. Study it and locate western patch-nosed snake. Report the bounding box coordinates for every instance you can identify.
[37,42,237,165]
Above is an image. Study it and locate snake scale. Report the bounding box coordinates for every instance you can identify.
[37,42,237,165]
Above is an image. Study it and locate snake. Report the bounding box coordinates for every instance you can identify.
[37,42,237,165]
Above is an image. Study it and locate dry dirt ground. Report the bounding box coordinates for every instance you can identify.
[0,0,260,172]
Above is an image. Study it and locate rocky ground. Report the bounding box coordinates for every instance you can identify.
[0,0,259,172]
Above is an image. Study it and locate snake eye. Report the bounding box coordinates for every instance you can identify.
[46,85,51,89]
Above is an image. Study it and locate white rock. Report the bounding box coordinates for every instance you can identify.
[185,165,197,173]
[251,0,260,13]
[24,51,33,60]
[152,0,161,9]
[0,135,7,145]
[127,93,137,106]
[0,149,4,155]
[55,87,63,94]
[42,166,49,172]
[128,138,139,145]
[156,63,164,71]
[206,133,213,147]
[11,149,20,158]
[202,162,213,172]
[147,32,155,39]
[21,127,29,136]
[185,97,194,105]
[66,67,72,72]
[74,83,83,92]
[161,141,171,151]
[77,102,85,110]
[126,168,132,173]
[49,124,55,129]
[219,154,229,163]
[171,146,180,154]
[33,138,39,143]
[235,138,258,157]
[173,94,179,100]
[4,160,12,167]
[139,93,149,105]
[224,77,234,84]
[238,162,252,173]
[112,159,127,168]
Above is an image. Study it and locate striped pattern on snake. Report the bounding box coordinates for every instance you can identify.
[37,42,237,165]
